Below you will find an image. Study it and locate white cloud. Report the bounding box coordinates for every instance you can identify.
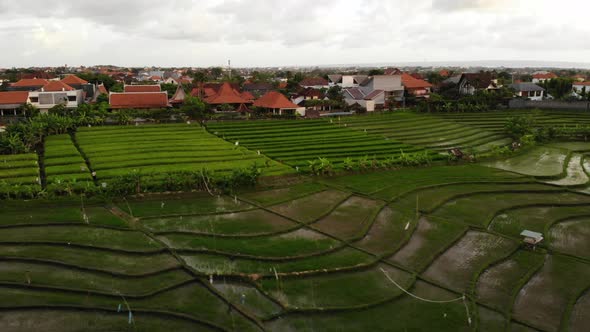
[0,0,589,67]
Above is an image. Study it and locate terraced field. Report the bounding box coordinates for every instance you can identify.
[0,153,40,197]
[436,109,590,134]
[44,134,94,192]
[2,142,590,331]
[75,124,293,180]
[206,119,437,169]
[339,112,511,152]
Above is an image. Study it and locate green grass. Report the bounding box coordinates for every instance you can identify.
[483,146,569,177]
[512,254,590,332]
[0,226,161,251]
[265,281,471,332]
[421,231,518,292]
[159,228,340,257]
[143,209,299,235]
[0,261,192,295]
[429,191,590,228]
[206,119,437,169]
[240,182,326,206]
[259,264,413,309]
[118,194,254,218]
[476,250,545,310]
[268,190,351,223]
[340,111,510,152]
[181,248,375,275]
[76,124,293,179]
[310,196,384,240]
[325,164,528,199]
[44,134,93,185]
[489,205,590,239]
[389,217,468,272]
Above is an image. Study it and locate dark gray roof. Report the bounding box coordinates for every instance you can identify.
[510,82,544,92]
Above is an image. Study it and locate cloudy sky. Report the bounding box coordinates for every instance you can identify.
[0,0,589,68]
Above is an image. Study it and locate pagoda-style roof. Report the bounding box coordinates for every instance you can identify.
[170,85,187,104]
[253,91,300,109]
[61,75,88,85]
[205,82,251,105]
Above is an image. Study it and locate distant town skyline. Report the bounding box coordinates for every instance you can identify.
[1,0,589,68]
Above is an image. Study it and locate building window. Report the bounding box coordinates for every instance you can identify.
[30,97,38,102]
[68,96,77,102]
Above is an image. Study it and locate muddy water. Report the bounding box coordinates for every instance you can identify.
[548,218,590,260]
[570,289,590,332]
[422,231,516,292]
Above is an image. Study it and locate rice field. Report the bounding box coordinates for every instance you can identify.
[206,119,438,169]
[1,112,590,331]
[75,124,293,180]
[339,111,511,152]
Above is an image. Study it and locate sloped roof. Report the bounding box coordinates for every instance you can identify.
[124,85,161,93]
[11,78,49,87]
[384,68,403,75]
[532,72,557,79]
[205,82,251,105]
[0,91,29,105]
[401,73,433,89]
[243,82,274,91]
[41,81,75,92]
[61,75,88,85]
[509,82,544,92]
[240,91,255,100]
[300,77,329,87]
[364,90,384,100]
[328,75,342,84]
[253,91,300,109]
[460,73,497,89]
[170,85,187,104]
[573,81,590,86]
[97,84,108,95]
[344,87,365,100]
[110,92,169,109]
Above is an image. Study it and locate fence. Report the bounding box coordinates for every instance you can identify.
[509,99,590,111]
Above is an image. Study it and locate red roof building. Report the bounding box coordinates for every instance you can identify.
[10,78,50,91]
[0,91,29,106]
[299,77,329,89]
[61,75,88,86]
[532,72,557,83]
[253,91,303,115]
[97,84,108,95]
[124,85,161,93]
[401,73,432,98]
[109,92,169,109]
[204,82,251,105]
[41,81,75,92]
[240,91,255,101]
[384,68,403,75]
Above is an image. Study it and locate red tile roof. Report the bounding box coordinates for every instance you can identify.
[299,77,329,87]
[384,68,403,75]
[0,91,29,105]
[61,75,88,85]
[124,85,161,93]
[573,81,590,86]
[253,91,300,109]
[439,69,450,77]
[41,81,75,92]
[532,73,557,79]
[110,92,169,109]
[278,82,288,89]
[401,73,433,89]
[97,84,108,95]
[240,91,255,100]
[205,82,251,105]
[11,78,49,87]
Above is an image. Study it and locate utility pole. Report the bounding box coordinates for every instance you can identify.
[228,60,232,79]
